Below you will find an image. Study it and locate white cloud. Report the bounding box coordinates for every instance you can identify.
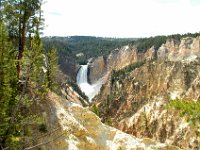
[42,0,200,37]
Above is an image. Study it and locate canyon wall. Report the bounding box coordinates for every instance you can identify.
[88,56,107,84]
[88,45,139,84]
[94,36,200,149]
[59,56,80,81]
[158,37,200,62]
[89,36,200,85]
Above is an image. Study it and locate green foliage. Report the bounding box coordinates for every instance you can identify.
[168,99,200,124]
[46,48,60,93]
[0,20,19,148]
[134,36,167,51]
[0,1,61,148]
[3,0,42,39]
[133,32,200,52]
[111,61,145,83]
[106,94,115,109]
[91,105,99,116]
[104,116,113,126]
[141,112,153,137]
[141,112,149,132]
[22,34,48,100]
[38,123,47,133]
[168,99,200,138]
[42,36,135,65]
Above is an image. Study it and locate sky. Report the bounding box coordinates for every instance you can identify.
[42,0,200,38]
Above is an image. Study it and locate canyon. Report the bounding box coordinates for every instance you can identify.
[90,36,200,149]
[24,36,200,149]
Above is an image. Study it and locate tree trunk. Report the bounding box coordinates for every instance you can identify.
[17,13,26,79]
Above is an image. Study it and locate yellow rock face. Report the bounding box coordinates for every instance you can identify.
[158,37,200,62]
[28,92,179,150]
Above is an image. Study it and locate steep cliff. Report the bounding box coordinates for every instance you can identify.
[158,37,200,62]
[107,45,138,71]
[88,45,138,84]
[23,92,178,150]
[88,56,107,84]
[94,37,200,149]
[59,56,80,81]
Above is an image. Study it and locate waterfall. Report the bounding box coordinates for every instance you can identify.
[76,65,104,102]
[76,65,89,84]
[76,65,94,101]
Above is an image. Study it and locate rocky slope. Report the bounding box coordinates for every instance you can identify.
[88,45,138,84]
[158,37,200,62]
[59,56,80,81]
[23,92,179,150]
[88,56,107,84]
[93,37,200,149]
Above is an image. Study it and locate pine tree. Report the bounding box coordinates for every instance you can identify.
[0,0,61,148]
[3,0,43,79]
[0,17,19,149]
[46,48,59,92]
[0,1,47,148]
[25,33,47,98]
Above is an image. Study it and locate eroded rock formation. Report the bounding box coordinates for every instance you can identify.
[88,56,107,84]
[59,56,80,81]
[94,37,200,149]
[158,37,200,62]
[107,45,138,71]
[88,45,138,84]
[24,92,178,150]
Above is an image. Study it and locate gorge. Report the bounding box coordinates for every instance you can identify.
[4,35,199,150]
[74,36,200,149]
[2,0,200,149]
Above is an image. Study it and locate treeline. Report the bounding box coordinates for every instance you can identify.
[133,32,200,52]
[43,32,200,65]
[42,36,135,64]
[0,0,59,149]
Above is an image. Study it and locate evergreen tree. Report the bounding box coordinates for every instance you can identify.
[0,1,50,148]
[46,48,59,92]
[23,33,47,98]
[3,0,43,79]
[0,18,19,149]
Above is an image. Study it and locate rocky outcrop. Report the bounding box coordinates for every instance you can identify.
[145,46,156,61]
[24,92,178,150]
[88,56,107,84]
[59,56,80,81]
[88,45,138,84]
[157,37,200,62]
[107,45,138,71]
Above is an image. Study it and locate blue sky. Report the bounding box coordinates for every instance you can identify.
[42,0,200,37]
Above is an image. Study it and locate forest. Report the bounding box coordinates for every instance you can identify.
[42,36,135,64]
[0,0,59,149]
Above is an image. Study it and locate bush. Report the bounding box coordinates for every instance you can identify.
[168,99,200,136]
[38,123,47,133]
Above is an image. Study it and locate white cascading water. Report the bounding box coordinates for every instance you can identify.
[76,65,102,101]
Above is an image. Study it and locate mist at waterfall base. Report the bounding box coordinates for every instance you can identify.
[76,65,102,101]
